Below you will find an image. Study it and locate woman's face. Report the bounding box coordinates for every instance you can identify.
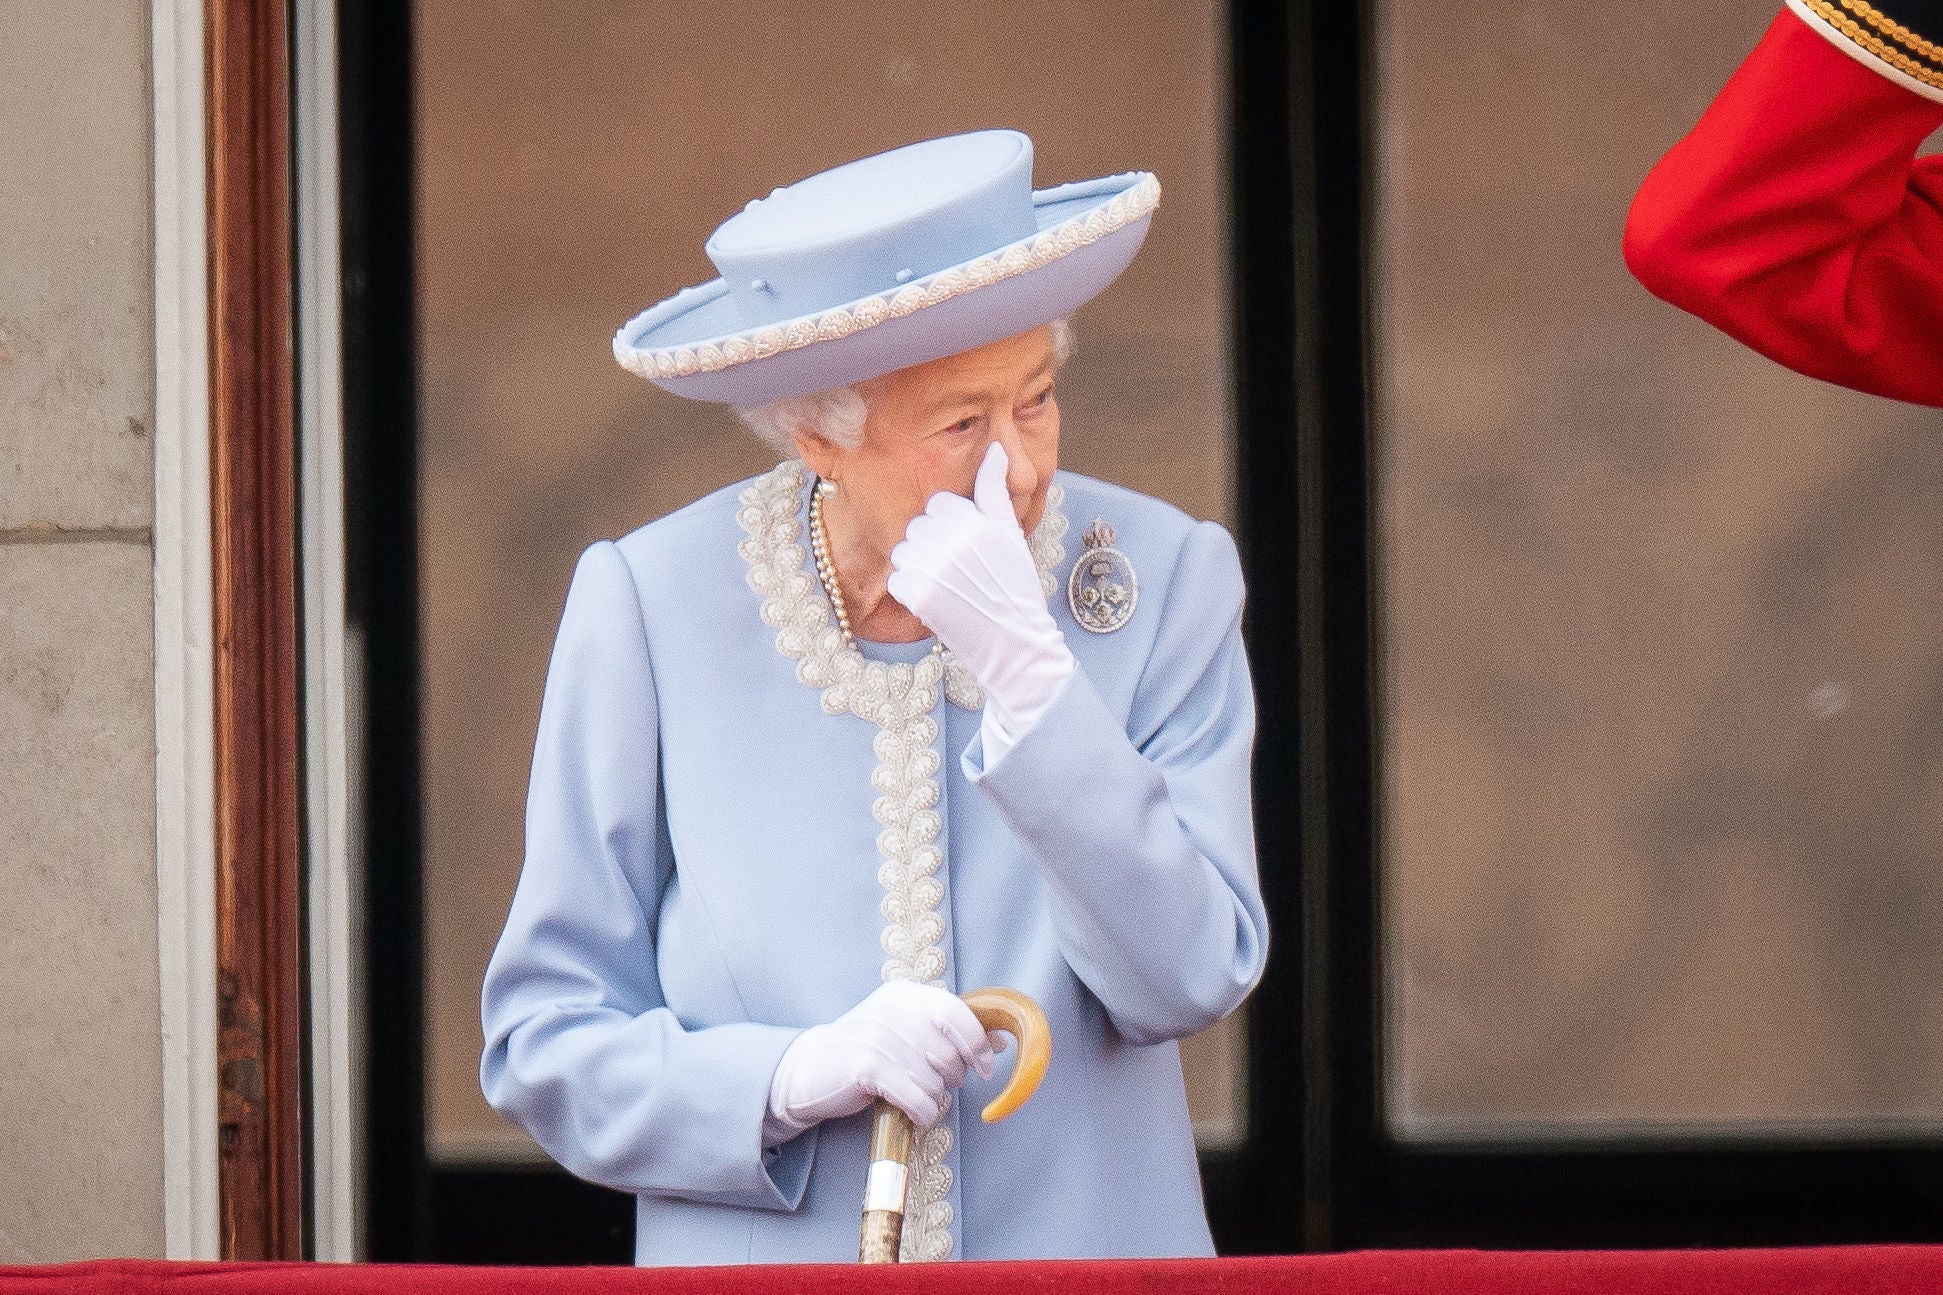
[796,324,1062,555]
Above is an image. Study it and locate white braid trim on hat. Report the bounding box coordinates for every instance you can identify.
[736,460,1066,1261]
[622,174,1159,382]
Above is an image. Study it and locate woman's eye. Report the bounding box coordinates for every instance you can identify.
[949,416,976,434]
[1025,387,1054,410]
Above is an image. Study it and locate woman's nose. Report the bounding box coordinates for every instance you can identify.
[993,421,1038,498]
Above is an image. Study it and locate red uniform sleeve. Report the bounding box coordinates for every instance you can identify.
[1624,8,1943,406]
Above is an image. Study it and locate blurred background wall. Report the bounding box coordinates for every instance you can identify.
[0,0,165,1261]
[419,0,1943,1171]
[1375,0,1943,1138]
[414,0,1241,1163]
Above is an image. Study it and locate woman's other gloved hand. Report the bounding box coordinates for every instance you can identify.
[763,980,999,1145]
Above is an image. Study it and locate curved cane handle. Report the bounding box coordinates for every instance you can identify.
[859,987,1052,1263]
[961,986,1051,1123]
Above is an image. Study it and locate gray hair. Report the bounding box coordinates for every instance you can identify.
[734,317,1075,457]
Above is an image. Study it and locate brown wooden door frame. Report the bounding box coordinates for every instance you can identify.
[205,0,305,1261]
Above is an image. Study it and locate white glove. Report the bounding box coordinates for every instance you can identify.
[887,442,1075,757]
[763,980,998,1145]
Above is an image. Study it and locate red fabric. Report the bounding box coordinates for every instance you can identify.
[6,1250,1943,1295]
[1624,7,1943,406]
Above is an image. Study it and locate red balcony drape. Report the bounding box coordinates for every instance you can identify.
[6,1248,1943,1294]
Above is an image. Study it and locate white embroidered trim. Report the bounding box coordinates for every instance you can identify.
[619,175,1160,382]
[736,460,1066,1261]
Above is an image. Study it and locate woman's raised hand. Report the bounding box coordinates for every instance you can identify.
[887,443,1074,750]
[763,980,1000,1144]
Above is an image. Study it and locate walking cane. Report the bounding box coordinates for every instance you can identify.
[858,986,1051,1263]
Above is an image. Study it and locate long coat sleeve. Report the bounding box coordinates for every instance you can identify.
[1624,5,1943,406]
[964,519,1262,1046]
[479,541,815,1210]
[480,466,1267,1265]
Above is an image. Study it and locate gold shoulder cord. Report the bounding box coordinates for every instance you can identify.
[1840,0,1943,64]
[1798,0,1943,92]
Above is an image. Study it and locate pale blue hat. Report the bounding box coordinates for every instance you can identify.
[612,130,1159,403]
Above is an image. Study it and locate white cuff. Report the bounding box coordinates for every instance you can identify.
[979,665,1074,769]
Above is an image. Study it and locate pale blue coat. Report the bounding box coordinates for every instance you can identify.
[480,467,1268,1265]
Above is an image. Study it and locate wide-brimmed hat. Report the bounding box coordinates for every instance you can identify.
[612,130,1159,404]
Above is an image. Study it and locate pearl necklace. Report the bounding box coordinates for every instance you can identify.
[805,479,855,647]
[807,478,941,658]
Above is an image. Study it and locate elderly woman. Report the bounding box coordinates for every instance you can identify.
[480,130,1267,1265]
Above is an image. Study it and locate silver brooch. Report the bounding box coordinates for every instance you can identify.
[1067,517,1138,634]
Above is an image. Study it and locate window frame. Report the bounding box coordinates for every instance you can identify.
[338,0,1943,1261]
[1269,0,1943,1251]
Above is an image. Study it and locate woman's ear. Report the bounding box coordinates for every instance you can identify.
[793,427,842,482]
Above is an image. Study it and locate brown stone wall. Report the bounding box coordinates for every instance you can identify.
[0,0,165,1259]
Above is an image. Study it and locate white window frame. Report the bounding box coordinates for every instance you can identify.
[295,0,363,1262]
[153,0,363,1258]
[152,0,220,1261]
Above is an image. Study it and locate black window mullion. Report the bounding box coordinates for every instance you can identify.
[1215,0,1311,1257]
[338,0,429,1262]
